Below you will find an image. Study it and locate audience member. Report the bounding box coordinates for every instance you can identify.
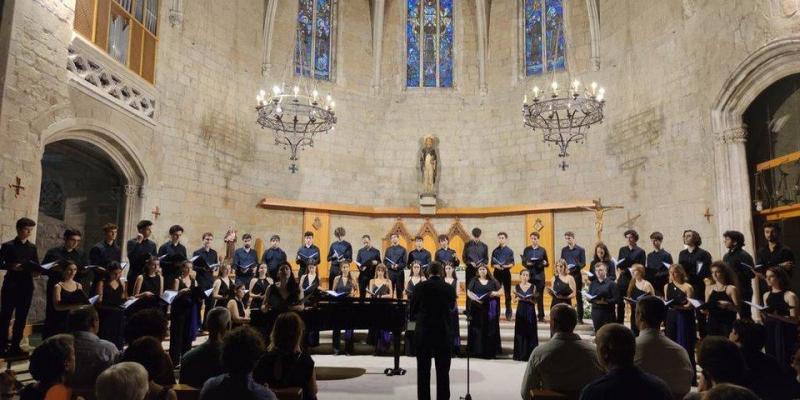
[703,383,760,400]
[580,323,671,400]
[120,337,178,399]
[124,308,168,344]
[68,306,119,387]
[95,362,149,400]
[686,336,749,400]
[19,334,75,400]
[254,312,317,400]
[200,326,276,400]
[730,319,793,399]
[180,307,231,388]
[633,295,693,399]
[520,304,603,400]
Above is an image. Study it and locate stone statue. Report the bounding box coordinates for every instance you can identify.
[420,135,438,195]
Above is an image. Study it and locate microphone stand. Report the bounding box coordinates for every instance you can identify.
[461,302,473,400]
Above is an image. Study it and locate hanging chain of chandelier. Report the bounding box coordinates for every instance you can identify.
[255,28,337,173]
[522,29,606,170]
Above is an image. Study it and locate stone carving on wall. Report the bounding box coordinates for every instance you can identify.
[39,179,65,220]
[606,108,664,201]
[66,41,156,121]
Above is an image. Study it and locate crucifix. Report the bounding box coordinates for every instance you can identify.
[583,198,623,243]
[151,206,161,220]
[703,208,714,223]
[8,176,25,198]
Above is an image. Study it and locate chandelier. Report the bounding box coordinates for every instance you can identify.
[255,29,336,173]
[522,79,605,170]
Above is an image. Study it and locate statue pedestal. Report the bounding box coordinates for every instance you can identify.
[419,194,437,215]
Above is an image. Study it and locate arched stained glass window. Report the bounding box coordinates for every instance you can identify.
[407,0,454,88]
[524,0,565,76]
[295,0,336,81]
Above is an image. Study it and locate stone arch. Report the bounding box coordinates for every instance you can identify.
[710,36,800,251]
[39,118,149,242]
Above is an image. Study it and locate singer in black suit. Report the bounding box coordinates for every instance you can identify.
[411,261,457,400]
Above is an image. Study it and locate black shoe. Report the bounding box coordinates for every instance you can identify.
[333,349,342,356]
[505,312,513,321]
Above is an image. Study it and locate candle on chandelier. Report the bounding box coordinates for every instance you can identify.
[532,86,540,100]
[272,85,281,96]
[571,80,580,96]
[590,82,598,96]
[597,87,605,102]
[551,81,559,96]
[523,94,528,105]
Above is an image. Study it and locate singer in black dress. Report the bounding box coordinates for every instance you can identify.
[96,262,127,349]
[367,264,394,354]
[664,264,697,379]
[405,261,426,356]
[299,263,320,347]
[48,263,89,336]
[262,264,304,343]
[210,263,232,308]
[762,267,799,369]
[227,284,251,327]
[248,264,273,311]
[443,264,461,355]
[626,264,654,336]
[705,262,740,337]
[169,261,199,363]
[513,269,538,361]
[130,256,164,315]
[467,265,502,359]
[550,260,576,308]
[330,262,356,355]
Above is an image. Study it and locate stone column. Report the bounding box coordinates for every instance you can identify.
[121,184,143,258]
[712,124,754,250]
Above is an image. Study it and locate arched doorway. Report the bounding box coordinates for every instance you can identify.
[36,140,127,253]
[743,74,800,292]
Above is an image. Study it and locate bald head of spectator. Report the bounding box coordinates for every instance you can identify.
[549,304,578,335]
[595,323,636,369]
[95,362,149,400]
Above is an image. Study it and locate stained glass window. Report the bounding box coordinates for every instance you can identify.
[406,0,453,88]
[524,0,565,76]
[295,0,336,81]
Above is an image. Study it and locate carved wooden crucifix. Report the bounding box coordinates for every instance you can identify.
[583,198,623,243]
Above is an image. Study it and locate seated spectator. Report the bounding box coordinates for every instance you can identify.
[96,362,150,400]
[703,383,760,400]
[120,337,178,400]
[180,307,231,388]
[254,312,317,400]
[122,309,175,385]
[634,296,693,399]
[19,334,75,400]
[580,323,671,400]
[520,304,603,400]
[730,319,793,400]
[68,306,119,387]
[685,336,749,400]
[200,326,276,400]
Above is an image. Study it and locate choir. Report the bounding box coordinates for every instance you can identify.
[0,217,797,372]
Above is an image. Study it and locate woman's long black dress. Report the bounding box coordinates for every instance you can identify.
[301,275,320,347]
[127,275,163,316]
[765,290,796,370]
[629,286,647,336]
[447,278,461,356]
[47,283,88,336]
[665,283,697,380]
[169,277,199,364]
[250,277,271,311]
[550,275,573,307]
[367,282,392,354]
[98,280,125,349]
[468,278,501,359]
[513,284,538,361]
[706,287,736,337]
[331,278,354,354]
[405,278,421,356]
[213,278,231,308]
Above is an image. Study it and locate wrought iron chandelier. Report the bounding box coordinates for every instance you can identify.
[522,80,605,170]
[255,30,336,173]
[521,30,606,170]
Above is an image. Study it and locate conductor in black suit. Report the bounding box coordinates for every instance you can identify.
[411,261,457,400]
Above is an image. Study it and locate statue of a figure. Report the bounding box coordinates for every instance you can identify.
[420,135,438,195]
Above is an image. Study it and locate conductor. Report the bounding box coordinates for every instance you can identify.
[411,261,457,400]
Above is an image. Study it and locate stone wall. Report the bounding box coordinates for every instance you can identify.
[3,0,800,265]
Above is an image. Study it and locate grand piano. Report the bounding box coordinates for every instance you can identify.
[254,297,409,376]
